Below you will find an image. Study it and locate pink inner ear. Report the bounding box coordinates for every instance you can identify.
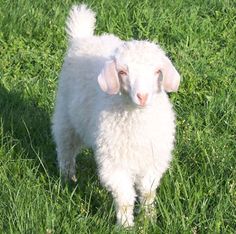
[161,56,180,92]
[97,60,120,95]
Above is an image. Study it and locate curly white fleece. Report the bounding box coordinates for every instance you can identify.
[52,4,180,227]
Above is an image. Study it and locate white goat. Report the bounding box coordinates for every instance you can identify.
[52,4,180,227]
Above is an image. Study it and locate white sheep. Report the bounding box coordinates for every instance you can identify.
[52,4,180,227]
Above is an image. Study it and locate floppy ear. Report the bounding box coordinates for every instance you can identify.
[97,60,120,95]
[161,56,180,92]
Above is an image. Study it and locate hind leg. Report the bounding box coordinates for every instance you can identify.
[57,127,81,181]
[52,119,81,181]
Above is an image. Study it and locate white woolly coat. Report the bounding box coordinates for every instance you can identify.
[52,4,180,227]
[54,34,176,185]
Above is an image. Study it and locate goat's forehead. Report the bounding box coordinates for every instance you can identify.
[115,42,164,68]
[126,63,155,75]
[116,55,163,73]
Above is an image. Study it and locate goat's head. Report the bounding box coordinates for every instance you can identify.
[98,41,180,107]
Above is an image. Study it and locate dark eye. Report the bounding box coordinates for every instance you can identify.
[119,70,127,76]
[156,70,161,75]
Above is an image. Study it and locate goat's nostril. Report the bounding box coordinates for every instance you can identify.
[137,93,148,106]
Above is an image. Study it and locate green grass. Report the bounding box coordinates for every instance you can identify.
[0,0,235,233]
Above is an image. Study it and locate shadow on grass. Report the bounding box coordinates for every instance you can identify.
[0,83,111,215]
[0,84,57,175]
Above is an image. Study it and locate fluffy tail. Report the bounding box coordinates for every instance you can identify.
[66,4,96,39]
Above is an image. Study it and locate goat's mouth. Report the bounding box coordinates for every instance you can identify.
[136,103,146,108]
[133,102,149,109]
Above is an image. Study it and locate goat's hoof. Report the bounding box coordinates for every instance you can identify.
[71,175,78,183]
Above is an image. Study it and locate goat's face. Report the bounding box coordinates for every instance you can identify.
[97,41,180,107]
[115,62,160,107]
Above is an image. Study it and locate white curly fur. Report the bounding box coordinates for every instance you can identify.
[52,4,180,227]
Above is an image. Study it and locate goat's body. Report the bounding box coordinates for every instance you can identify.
[53,33,175,175]
[52,4,178,227]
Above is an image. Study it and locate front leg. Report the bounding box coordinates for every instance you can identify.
[99,167,136,227]
[136,171,162,219]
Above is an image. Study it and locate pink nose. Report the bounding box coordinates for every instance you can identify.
[137,93,148,106]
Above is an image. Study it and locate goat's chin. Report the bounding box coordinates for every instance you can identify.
[136,103,150,109]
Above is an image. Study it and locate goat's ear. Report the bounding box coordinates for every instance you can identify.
[97,60,120,95]
[161,56,180,92]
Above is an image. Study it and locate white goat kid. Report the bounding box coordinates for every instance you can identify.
[52,4,180,227]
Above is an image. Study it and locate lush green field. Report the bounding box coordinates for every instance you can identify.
[0,0,235,233]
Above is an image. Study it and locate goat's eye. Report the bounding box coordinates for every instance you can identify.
[119,70,127,76]
[155,70,161,75]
